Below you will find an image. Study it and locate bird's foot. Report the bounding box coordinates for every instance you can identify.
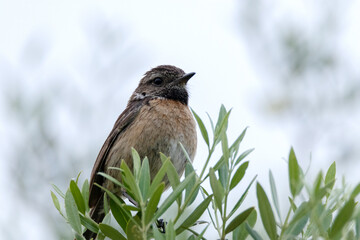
[156,219,167,233]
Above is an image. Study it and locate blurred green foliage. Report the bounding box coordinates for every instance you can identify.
[252,148,360,240]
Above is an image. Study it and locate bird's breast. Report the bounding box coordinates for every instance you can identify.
[106,98,197,181]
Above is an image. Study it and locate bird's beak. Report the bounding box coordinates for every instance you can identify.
[174,72,196,86]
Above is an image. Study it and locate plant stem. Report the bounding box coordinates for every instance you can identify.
[220,159,234,240]
[279,206,292,239]
[213,203,223,237]
[141,201,147,240]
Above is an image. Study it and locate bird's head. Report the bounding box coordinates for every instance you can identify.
[131,65,195,105]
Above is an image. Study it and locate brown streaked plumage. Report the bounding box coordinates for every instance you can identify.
[84,65,197,240]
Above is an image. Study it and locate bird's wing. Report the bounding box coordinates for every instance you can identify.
[88,100,144,207]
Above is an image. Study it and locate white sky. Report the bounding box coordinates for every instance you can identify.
[1,0,359,239]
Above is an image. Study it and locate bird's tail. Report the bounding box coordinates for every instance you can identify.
[83,194,105,240]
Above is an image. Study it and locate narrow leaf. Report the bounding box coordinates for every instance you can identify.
[329,198,355,238]
[218,162,228,189]
[245,223,263,240]
[160,152,170,163]
[163,153,180,189]
[103,193,110,215]
[212,156,225,173]
[110,198,130,231]
[184,163,199,206]
[201,186,210,197]
[214,111,231,145]
[225,207,254,234]
[70,180,86,214]
[52,184,65,198]
[145,183,165,225]
[97,172,125,189]
[206,112,215,132]
[234,148,254,166]
[75,233,85,240]
[182,227,206,239]
[81,179,90,212]
[284,202,310,236]
[149,159,170,197]
[75,172,82,184]
[192,109,210,147]
[121,160,142,204]
[221,131,230,167]
[179,142,192,162]
[288,197,297,212]
[139,157,150,199]
[324,162,336,192]
[317,178,335,200]
[350,183,360,199]
[165,220,175,240]
[313,172,323,199]
[215,105,227,131]
[229,127,248,159]
[269,170,281,223]
[122,204,140,212]
[97,230,106,240]
[209,168,224,213]
[152,172,195,222]
[287,214,308,237]
[288,147,303,197]
[65,189,82,234]
[232,209,257,240]
[131,148,141,180]
[176,195,213,234]
[194,223,209,240]
[162,153,181,205]
[51,191,61,212]
[126,218,142,240]
[94,184,132,222]
[230,161,249,190]
[355,214,360,238]
[229,175,257,218]
[99,223,126,240]
[79,215,99,234]
[256,183,277,240]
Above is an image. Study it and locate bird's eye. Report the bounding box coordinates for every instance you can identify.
[153,77,163,85]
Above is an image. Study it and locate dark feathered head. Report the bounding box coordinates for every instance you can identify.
[130,65,195,105]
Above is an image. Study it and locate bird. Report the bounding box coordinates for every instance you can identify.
[84,65,197,239]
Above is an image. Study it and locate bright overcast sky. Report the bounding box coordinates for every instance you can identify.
[1,0,360,239]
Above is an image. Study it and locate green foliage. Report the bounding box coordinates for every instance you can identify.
[250,147,360,240]
[288,147,303,197]
[257,183,277,240]
[51,105,360,239]
[51,105,254,239]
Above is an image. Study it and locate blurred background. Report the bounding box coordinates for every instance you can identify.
[1,0,359,239]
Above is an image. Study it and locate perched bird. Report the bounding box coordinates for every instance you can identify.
[84,65,197,239]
